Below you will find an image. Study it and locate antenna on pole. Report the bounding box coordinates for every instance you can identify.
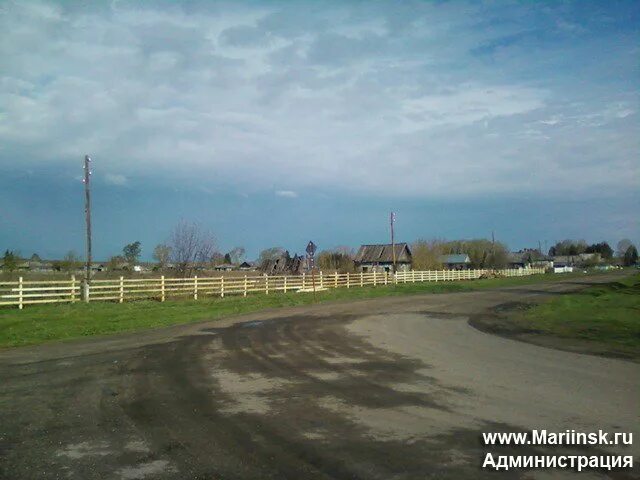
[390,211,396,273]
[83,155,92,284]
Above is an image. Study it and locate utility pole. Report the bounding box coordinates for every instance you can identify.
[83,155,92,283]
[390,212,396,272]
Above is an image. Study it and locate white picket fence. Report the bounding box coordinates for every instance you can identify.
[0,268,545,309]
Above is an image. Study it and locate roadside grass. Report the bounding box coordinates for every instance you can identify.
[0,272,613,348]
[507,274,640,356]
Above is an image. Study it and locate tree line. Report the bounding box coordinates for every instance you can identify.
[3,230,638,276]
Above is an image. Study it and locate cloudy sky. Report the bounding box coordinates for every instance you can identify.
[1,0,638,260]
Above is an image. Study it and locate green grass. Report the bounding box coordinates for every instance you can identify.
[0,272,615,348]
[511,274,640,353]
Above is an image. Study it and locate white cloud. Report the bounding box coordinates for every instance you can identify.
[0,1,637,199]
[275,190,298,198]
[104,173,128,186]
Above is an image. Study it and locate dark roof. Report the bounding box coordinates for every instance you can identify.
[354,243,412,264]
[440,254,470,264]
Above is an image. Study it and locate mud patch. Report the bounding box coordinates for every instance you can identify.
[117,459,176,479]
[57,441,112,459]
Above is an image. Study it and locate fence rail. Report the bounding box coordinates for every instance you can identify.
[0,268,545,309]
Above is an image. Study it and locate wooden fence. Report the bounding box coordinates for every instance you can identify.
[0,268,545,309]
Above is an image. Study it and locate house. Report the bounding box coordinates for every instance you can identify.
[238,261,255,271]
[440,254,471,270]
[261,251,307,275]
[354,243,412,272]
[213,263,235,271]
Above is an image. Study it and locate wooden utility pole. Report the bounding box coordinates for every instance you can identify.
[390,211,396,272]
[83,155,92,283]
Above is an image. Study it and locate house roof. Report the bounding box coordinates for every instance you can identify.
[440,254,470,264]
[354,243,411,263]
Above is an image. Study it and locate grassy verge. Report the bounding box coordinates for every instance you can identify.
[474,274,640,360]
[0,272,609,348]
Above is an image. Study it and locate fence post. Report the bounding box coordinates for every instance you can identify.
[220,276,224,298]
[360,271,364,287]
[319,271,323,289]
[265,274,269,295]
[346,272,350,288]
[70,275,76,303]
[244,275,247,297]
[335,271,338,288]
[283,275,287,293]
[302,272,306,289]
[194,275,198,300]
[384,271,388,285]
[412,270,416,283]
[119,276,124,303]
[373,270,377,286]
[161,275,165,302]
[18,276,23,310]
[83,279,90,303]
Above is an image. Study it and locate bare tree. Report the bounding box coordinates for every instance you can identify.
[616,239,633,258]
[60,250,82,273]
[153,244,172,268]
[228,246,246,265]
[169,221,217,277]
[411,239,443,270]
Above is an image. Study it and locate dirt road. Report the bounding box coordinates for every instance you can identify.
[1,274,638,479]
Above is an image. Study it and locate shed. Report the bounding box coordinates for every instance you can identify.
[354,243,412,272]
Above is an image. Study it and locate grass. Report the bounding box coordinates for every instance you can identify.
[0,271,616,348]
[508,274,640,356]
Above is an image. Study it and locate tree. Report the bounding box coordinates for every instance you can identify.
[107,255,126,271]
[617,239,633,258]
[258,247,286,267]
[60,251,81,273]
[123,241,142,265]
[585,242,613,259]
[411,240,443,270]
[441,239,509,268]
[153,244,172,268]
[549,239,587,256]
[169,220,217,277]
[623,245,638,266]
[228,246,246,264]
[2,250,19,272]
[317,248,355,273]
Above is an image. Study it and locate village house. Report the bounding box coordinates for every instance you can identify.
[261,251,307,275]
[440,254,471,270]
[354,243,412,272]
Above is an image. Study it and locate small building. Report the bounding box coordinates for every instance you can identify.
[238,261,255,271]
[354,243,412,272]
[213,263,235,271]
[440,254,471,270]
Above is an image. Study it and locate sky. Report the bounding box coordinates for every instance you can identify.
[0,0,638,261]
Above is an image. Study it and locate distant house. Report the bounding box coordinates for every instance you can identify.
[213,263,235,271]
[440,254,471,270]
[354,243,412,272]
[238,261,255,271]
[552,253,600,268]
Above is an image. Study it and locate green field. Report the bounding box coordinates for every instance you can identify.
[0,271,629,349]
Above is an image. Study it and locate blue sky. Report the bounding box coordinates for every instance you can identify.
[1,0,638,261]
